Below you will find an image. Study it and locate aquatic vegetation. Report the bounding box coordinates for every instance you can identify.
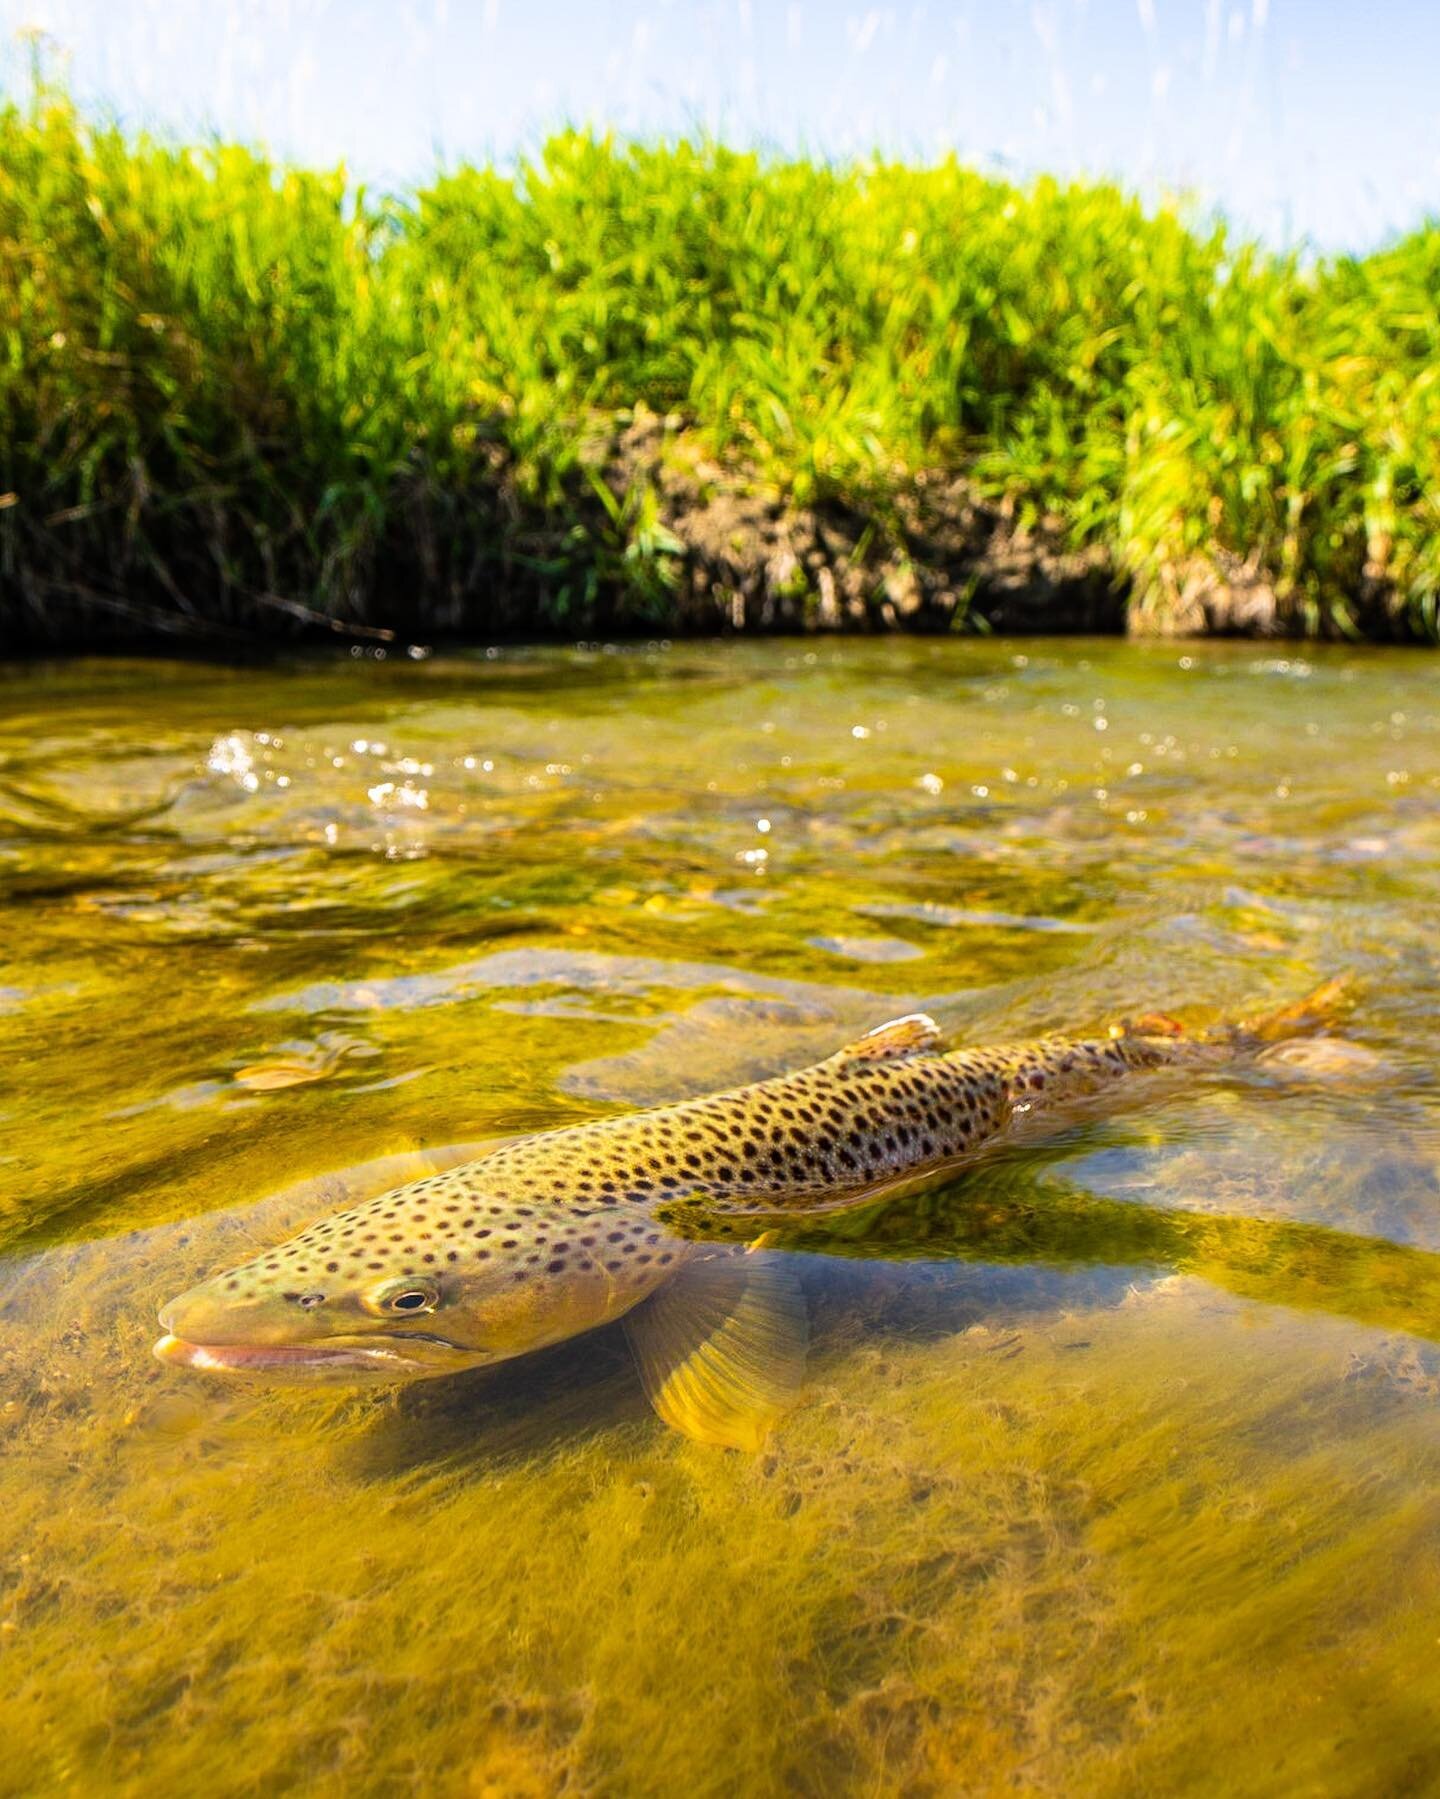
[1,641,1439,1791]
[8,1188,1440,1796]
[4,81,1440,646]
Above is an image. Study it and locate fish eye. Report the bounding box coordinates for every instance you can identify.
[388,1289,432,1313]
[363,1278,441,1317]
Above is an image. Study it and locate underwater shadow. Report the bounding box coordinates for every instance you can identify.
[343,1321,655,1481]
[764,1135,1440,1351]
[20,1124,1440,1484]
[344,1133,1440,1480]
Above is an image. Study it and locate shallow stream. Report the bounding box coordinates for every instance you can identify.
[2,639,1438,1795]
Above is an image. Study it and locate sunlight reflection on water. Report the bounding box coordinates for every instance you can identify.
[1,638,1438,1794]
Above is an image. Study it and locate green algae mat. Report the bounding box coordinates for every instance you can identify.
[2,639,1439,1796]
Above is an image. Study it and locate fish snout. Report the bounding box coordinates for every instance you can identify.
[156,1276,317,1348]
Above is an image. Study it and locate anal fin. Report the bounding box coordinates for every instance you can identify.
[623,1251,808,1451]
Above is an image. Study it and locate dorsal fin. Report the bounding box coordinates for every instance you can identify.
[828,1012,944,1069]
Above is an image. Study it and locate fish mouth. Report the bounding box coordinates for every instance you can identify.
[152,1331,476,1380]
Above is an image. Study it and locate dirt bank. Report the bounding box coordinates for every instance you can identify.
[603,409,1122,636]
[3,407,1416,652]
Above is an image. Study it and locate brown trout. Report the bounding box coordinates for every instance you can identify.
[155,982,1350,1448]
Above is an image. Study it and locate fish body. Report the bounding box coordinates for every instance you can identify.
[156,985,1348,1448]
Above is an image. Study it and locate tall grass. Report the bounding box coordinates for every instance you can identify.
[2,79,1437,645]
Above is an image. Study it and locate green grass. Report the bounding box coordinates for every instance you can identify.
[2,78,1439,645]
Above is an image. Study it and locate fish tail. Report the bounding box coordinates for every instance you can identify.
[1232,973,1358,1046]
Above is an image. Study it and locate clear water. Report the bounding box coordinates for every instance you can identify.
[2,639,1438,1796]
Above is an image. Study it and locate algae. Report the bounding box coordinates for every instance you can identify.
[1,639,1439,1795]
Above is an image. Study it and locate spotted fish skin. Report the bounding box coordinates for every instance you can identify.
[442,1019,1193,1211]
[157,986,1355,1443]
[154,1011,1213,1375]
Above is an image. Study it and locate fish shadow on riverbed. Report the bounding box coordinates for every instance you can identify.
[344,1124,1440,1482]
[340,1248,1141,1482]
[342,1322,657,1478]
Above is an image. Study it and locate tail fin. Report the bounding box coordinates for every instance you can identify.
[1237,974,1357,1045]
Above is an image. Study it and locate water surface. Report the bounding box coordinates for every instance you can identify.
[2,640,1439,1796]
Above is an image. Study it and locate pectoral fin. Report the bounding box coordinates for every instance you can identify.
[623,1251,808,1451]
[830,1012,943,1069]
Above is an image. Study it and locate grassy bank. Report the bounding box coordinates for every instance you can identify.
[2,82,1438,648]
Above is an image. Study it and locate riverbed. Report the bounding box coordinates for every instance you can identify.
[2,639,1438,1795]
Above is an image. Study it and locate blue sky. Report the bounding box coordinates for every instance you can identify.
[4,1,1437,249]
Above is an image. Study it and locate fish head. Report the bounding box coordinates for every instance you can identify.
[155,1177,676,1382]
